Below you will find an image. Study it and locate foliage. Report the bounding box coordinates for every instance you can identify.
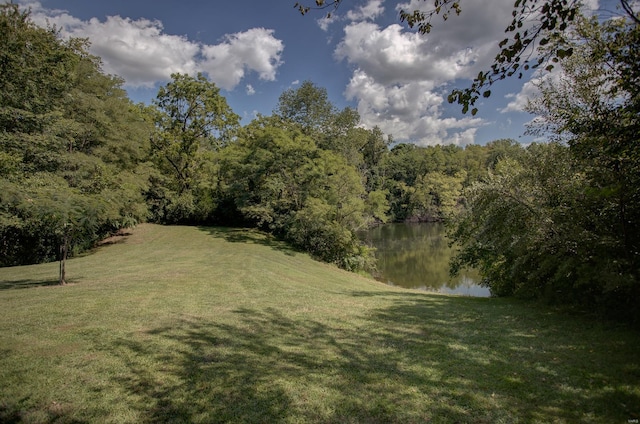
[0,5,152,269]
[274,80,338,135]
[217,120,377,270]
[379,143,487,222]
[0,4,77,123]
[451,15,640,322]
[451,143,579,295]
[148,73,240,223]
[274,81,379,174]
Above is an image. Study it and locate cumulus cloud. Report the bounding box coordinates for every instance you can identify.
[346,0,385,21]
[201,28,284,90]
[81,16,200,86]
[335,22,483,86]
[316,0,383,31]
[344,70,482,146]
[334,0,517,145]
[501,76,546,114]
[246,84,256,95]
[317,14,338,31]
[332,0,607,144]
[19,1,284,90]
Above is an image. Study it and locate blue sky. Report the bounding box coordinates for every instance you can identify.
[19,0,604,146]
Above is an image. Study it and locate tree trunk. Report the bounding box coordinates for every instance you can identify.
[59,235,68,285]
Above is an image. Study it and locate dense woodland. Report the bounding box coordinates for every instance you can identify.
[1,5,638,322]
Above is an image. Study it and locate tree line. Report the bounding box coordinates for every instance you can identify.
[0,4,492,273]
[1,4,638,323]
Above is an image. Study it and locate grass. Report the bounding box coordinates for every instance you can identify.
[1,224,639,423]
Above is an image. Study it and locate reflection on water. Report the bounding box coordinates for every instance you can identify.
[360,223,490,297]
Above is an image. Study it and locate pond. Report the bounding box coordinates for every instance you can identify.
[359,222,490,297]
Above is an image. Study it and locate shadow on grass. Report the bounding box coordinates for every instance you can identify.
[197,226,297,256]
[106,292,640,423]
[0,403,22,424]
[0,398,87,424]
[0,279,61,290]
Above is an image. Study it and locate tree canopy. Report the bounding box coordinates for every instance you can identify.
[450,14,640,322]
[146,73,240,224]
[0,4,152,274]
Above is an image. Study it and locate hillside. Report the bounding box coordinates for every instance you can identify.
[1,224,639,423]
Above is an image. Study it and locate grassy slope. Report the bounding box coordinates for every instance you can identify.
[1,224,639,423]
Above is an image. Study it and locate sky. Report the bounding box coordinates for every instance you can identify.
[17,0,611,146]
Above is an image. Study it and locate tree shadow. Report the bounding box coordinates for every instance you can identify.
[104,292,640,422]
[360,292,640,422]
[197,226,297,256]
[0,397,87,424]
[0,279,61,290]
[111,316,293,423]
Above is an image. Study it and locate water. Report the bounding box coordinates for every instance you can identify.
[360,222,490,297]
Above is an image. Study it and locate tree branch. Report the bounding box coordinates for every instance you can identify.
[620,0,640,24]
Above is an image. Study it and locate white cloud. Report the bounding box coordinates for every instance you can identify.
[344,70,482,146]
[337,0,611,144]
[201,28,284,90]
[335,22,485,86]
[19,1,284,90]
[83,16,200,86]
[346,0,385,21]
[317,14,338,31]
[334,0,518,145]
[501,81,540,114]
[317,0,383,31]
[246,84,256,95]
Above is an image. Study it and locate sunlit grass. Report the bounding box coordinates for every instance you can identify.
[1,224,639,423]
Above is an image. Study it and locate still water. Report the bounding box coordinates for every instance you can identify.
[360,223,490,297]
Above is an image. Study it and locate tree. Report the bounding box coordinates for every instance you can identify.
[294,0,639,114]
[149,73,240,223]
[0,4,78,127]
[411,171,466,221]
[217,118,378,270]
[358,126,389,191]
[450,16,640,322]
[525,16,640,317]
[450,144,577,296]
[275,80,337,135]
[1,5,153,274]
[484,139,524,170]
[379,143,471,221]
[152,73,239,194]
[274,80,391,221]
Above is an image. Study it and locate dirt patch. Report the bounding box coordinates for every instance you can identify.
[97,228,133,246]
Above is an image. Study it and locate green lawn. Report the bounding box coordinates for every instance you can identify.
[1,224,639,423]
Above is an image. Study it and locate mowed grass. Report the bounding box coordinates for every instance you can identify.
[1,224,639,423]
